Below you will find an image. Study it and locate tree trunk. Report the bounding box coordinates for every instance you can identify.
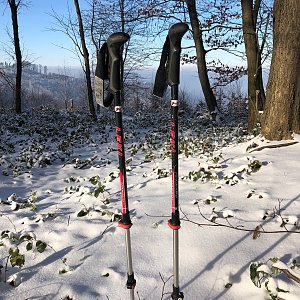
[9,0,22,114]
[241,0,266,132]
[262,0,300,140]
[74,0,96,119]
[185,0,219,119]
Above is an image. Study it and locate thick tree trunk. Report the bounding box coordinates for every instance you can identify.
[186,0,219,119]
[9,0,22,114]
[262,0,300,140]
[241,0,266,132]
[74,0,96,119]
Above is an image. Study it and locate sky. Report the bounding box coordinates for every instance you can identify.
[0,1,245,70]
[0,0,89,67]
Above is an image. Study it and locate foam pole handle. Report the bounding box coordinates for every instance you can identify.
[107,32,130,93]
[167,23,189,86]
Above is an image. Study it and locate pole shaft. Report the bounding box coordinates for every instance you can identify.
[169,85,183,299]
[173,230,179,288]
[115,92,136,298]
[106,31,135,299]
[115,92,132,225]
[171,85,179,215]
[125,229,134,276]
[125,229,135,299]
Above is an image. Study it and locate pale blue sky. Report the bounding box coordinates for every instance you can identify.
[0,0,89,67]
[0,1,245,69]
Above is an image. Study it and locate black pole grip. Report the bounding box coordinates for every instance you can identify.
[107,32,130,93]
[167,23,189,86]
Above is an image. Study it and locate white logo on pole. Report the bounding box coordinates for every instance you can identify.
[171,100,178,107]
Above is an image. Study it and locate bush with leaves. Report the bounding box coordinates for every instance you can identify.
[0,230,47,284]
[250,257,300,300]
[0,192,38,211]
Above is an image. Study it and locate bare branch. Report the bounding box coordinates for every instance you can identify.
[276,268,300,285]
[179,205,300,236]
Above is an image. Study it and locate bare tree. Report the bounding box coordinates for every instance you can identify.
[139,0,246,120]
[86,0,155,74]
[186,0,220,119]
[7,0,22,113]
[50,1,96,119]
[261,0,300,140]
[73,0,96,119]
[241,0,271,131]
[0,66,14,90]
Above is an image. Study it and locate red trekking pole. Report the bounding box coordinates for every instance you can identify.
[153,22,189,300]
[167,23,189,300]
[107,32,136,300]
[95,32,136,300]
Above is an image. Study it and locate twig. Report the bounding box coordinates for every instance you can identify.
[159,272,172,300]
[180,205,300,235]
[4,215,17,233]
[275,200,289,231]
[4,255,9,282]
[145,212,169,218]
[100,223,114,236]
[62,155,98,169]
[78,155,98,169]
[277,268,300,285]
[247,141,298,153]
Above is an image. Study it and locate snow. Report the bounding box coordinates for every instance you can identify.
[0,110,300,299]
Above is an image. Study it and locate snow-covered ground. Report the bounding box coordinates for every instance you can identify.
[0,110,299,300]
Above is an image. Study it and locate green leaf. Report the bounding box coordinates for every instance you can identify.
[9,248,25,268]
[103,198,110,205]
[94,186,105,198]
[26,242,33,251]
[103,210,112,217]
[59,268,68,275]
[211,216,217,223]
[248,160,262,172]
[112,213,122,222]
[36,240,47,253]
[270,257,279,263]
[94,189,100,198]
[250,262,262,288]
[11,234,19,242]
[1,230,10,239]
[77,209,89,217]
[204,197,217,205]
[276,287,288,293]
[89,176,99,185]
[20,234,32,241]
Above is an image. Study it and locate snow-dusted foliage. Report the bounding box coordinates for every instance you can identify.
[1,109,299,299]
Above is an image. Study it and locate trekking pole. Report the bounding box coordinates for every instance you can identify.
[167,23,189,300]
[106,32,136,300]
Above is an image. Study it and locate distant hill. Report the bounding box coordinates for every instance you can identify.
[0,63,86,110]
[1,62,270,112]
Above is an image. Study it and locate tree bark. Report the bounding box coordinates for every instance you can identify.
[241,0,266,132]
[262,0,300,140]
[74,0,96,119]
[186,0,219,119]
[9,0,22,114]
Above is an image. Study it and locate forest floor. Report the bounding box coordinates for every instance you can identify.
[1,109,300,300]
